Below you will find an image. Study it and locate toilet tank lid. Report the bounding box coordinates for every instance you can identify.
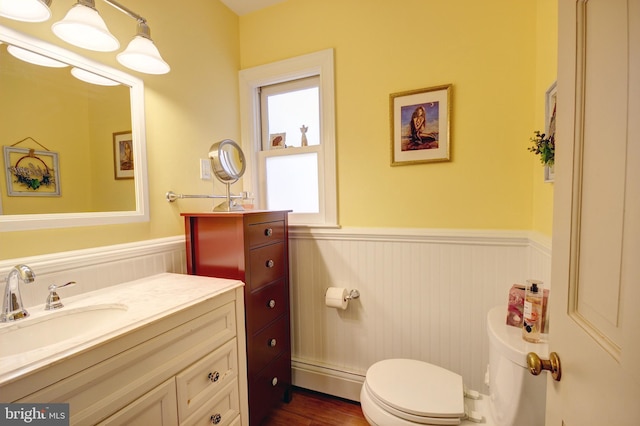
[365,359,465,418]
[487,305,549,367]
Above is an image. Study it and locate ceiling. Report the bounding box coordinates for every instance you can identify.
[219,0,287,16]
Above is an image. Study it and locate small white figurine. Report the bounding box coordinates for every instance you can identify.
[300,125,308,147]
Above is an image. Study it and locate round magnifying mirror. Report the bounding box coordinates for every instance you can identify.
[209,139,246,211]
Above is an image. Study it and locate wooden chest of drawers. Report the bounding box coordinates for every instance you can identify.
[182,211,291,425]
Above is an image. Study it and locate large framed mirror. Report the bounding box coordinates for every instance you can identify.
[0,24,148,232]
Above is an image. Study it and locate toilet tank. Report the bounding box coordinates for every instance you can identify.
[486,305,548,426]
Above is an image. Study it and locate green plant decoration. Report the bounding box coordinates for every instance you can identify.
[528,131,555,166]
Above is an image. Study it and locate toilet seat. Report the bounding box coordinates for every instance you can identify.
[364,359,466,425]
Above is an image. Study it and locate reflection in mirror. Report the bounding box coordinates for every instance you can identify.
[0,24,148,231]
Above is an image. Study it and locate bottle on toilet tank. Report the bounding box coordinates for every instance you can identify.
[522,279,544,343]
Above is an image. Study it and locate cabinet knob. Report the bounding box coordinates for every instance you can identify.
[208,371,220,382]
[269,338,277,347]
[210,414,222,424]
[272,377,278,386]
[265,228,273,237]
[268,299,276,309]
[266,259,275,268]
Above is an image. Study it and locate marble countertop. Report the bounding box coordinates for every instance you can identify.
[0,272,244,385]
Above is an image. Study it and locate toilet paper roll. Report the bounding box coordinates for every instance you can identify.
[325,287,348,310]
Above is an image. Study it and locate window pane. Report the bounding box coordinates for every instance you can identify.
[266,87,319,148]
[265,153,319,213]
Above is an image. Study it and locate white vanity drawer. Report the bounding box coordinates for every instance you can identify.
[181,379,240,426]
[176,339,238,423]
[97,378,178,426]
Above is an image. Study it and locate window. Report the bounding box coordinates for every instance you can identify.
[239,49,337,226]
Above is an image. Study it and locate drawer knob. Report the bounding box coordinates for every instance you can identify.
[265,228,273,237]
[272,377,278,386]
[269,338,277,347]
[268,299,276,309]
[208,371,220,382]
[266,259,275,268]
[210,413,222,424]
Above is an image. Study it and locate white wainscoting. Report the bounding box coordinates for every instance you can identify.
[0,229,551,403]
[288,228,552,401]
[0,237,186,309]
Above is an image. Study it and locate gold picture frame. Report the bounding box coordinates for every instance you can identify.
[390,84,452,166]
[113,131,134,180]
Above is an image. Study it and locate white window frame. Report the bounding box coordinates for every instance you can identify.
[239,49,337,227]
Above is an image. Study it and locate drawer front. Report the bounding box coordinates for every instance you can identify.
[98,378,178,426]
[248,352,291,425]
[182,379,239,426]
[247,220,285,248]
[176,339,238,422]
[248,242,285,291]
[247,316,289,377]
[245,279,287,335]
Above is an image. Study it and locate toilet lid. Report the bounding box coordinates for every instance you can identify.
[365,359,465,422]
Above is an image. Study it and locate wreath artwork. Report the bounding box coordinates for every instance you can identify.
[3,140,61,197]
[11,151,55,190]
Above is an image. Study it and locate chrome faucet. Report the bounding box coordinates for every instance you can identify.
[1,264,36,322]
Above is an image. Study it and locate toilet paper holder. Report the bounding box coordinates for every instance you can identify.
[345,289,360,301]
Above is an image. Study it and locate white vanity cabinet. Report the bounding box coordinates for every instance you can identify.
[0,275,249,426]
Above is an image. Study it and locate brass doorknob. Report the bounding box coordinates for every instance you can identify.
[526,351,562,381]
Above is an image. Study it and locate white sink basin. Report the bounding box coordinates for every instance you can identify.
[0,304,128,358]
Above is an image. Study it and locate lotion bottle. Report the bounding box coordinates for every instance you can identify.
[522,279,544,343]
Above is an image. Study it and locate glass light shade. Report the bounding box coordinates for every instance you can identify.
[117,36,170,75]
[52,3,119,52]
[0,0,51,22]
[71,67,120,86]
[7,45,68,68]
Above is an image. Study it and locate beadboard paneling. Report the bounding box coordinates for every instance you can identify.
[0,229,551,404]
[0,237,186,309]
[288,228,551,401]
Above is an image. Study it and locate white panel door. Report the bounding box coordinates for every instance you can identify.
[544,0,640,424]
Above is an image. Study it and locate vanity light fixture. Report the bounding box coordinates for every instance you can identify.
[70,67,120,86]
[7,44,68,67]
[52,0,119,52]
[116,21,169,75]
[0,0,52,23]
[52,0,169,74]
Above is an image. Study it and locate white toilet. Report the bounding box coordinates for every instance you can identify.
[360,305,548,425]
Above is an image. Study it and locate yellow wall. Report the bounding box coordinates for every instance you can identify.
[0,0,556,260]
[240,0,543,230]
[0,0,240,259]
[532,0,557,235]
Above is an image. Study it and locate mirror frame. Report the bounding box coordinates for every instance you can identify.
[209,139,246,183]
[0,24,149,232]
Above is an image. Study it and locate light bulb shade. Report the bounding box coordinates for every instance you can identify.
[71,67,120,86]
[52,3,119,52]
[117,36,170,75]
[0,0,51,22]
[7,45,68,68]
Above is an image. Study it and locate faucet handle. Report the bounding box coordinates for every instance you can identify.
[45,281,76,310]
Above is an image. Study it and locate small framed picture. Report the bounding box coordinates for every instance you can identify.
[544,81,557,183]
[113,131,134,179]
[270,133,286,149]
[390,84,452,166]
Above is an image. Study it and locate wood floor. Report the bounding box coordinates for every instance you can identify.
[261,387,369,426]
